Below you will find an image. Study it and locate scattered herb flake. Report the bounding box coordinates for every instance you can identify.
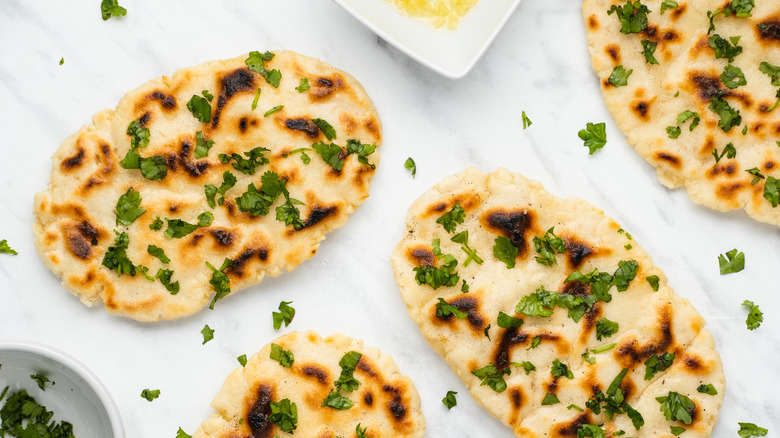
[273,301,295,329]
[579,122,607,154]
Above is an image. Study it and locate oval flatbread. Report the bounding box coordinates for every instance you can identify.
[33,50,381,321]
[391,168,724,437]
[193,331,425,437]
[583,0,780,225]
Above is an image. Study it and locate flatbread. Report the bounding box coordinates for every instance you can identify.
[193,331,425,438]
[33,50,381,321]
[583,0,780,225]
[391,168,724,437]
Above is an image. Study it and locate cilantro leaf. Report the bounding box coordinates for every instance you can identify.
[656,392,695,424]
[727,0,754,17]
[251,87,261,110]
[311,141,344,171]
[436,203,465,233]
[435,298,468,319]
[141,388,160,402]
[206,258,232,309]
[451,230,483,266]
[708,95,742,132]
[697,383,717,395]
[596,318,619,341]
[114,188,147,226]
[721,64,747,89]
[608,65,633,87]
[156,268,179,294]
[198,211,213,227]
[640,39,659,64]
[312,118,337,140]
[708,34,743,63]
[516,287,557,317]
[522,111,532,129]
[237,354,248,367]
[712,142,737,165]
[102,232,136,276]
[414,254,460,289]
[201,325,214,344]
[471,363,510,393]
[270,343,294,368]
[644,352,675,380]
[565,268,615,302]
[273,301,295,329]
[667,126,682,139]
[577,424,607,438]
[126,120,150,149]
[497,311,523,329]
[742,300,763,330]
[442,391,457,409]
[515,361,536,374]
[334,351,362,392]
[677,110,701,131]
[404,157,416,177]
[187,94,212,123]
[646,274,660,291]
[219,147,270,175]
[542,393,560,405]
[176,427,192,438]
[269,399,297,433]
[295,78,310,92]
[139,155,168,181]
[759,61,780,87]
[163,219,199,239]
[533,227,566,266]
[194,131,214,158]
[245,51,281,88]
[0,239,18,255]
[345,139,377,169]
[764,176,780,207]
[671,425,686,436]
[146,245,171,263]
[613,260,638,291]
[579,122,607,154]
[101,0,127,20]
[263,105,284,117]
[660,0,678,15]
[149,217,163,231]
[321,389,354,410]
[738,422,768,437]
[205,171,237,208]
[746,168,765,185]
[551,359,574,379]
[493,236,519,268]
[29,374,50,391]
[607,0,651,34]
[718,248,745,274]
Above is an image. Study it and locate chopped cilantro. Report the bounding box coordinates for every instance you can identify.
[149,217,163,230]
[522,111,532,129]
[237,354,248,367]
[404,157,416,177]
[0,239,18,255]
[356,424,370,438]
[742,300,763,330]
[284,148,311,164]
[644,352,675,380]
[542,393,560,405]
[608,65,633,87]
[263,105,284,117]
[437,203,465,233]
[516,287,557,317]
[596,318,619,341]
[697,384,717,395]
[471,363,510,393]
[721,65,747,89]
[746,168,765,185]
[451,230,483,266]
[187,93,212,123]
[269,399,297,432]
[442,391,457,409]
[126,120,150,149]
[497,311,523,329]
[656,391,695,424]
[667,126,682,139]
[198,211,213,227]
[246,51,281,88]
[528,335,541,350]
[29,374,50,391]
[435,298,468,319]
[176,427,192,438]
[579,122,607,154]
[251,87,261,110]
[194,131,214,158]
[660,0,678,15]
[205,171,237,208]
[759,61,780,86]
[270,343,294,368]
[738,422,768,437]
[718,249,745,274]
[206,258,233,309]
[712,143,737,165]
[201,324,214,344]
[101,0,126,20]
[102,232,135,276]
[677,110,701,131]
[607,0,651,34]
[577,424,607,438]
[273,301,295,329]
[141,388,160,402]
[640,39,658,64]
[219,147,270,175]
[321,389,354,410]
[334,351,362,393]
[156,268,179,294]
[551,359,574,379]
[613,260,638,291]
[708,34,743,63]
[295,78,310,92]
[163,218,199,239]
[493,236,518,268]
[515,361,536,374]
[533,227,566,266]
[764,176,780,207]
[312,118,337,140]
[646,274,660,291]
[671,426,686,436]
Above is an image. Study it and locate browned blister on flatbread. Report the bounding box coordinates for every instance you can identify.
[391,168,724,437]
[192,331,424,438]
[583,0,780,225]
[33,51,381,321]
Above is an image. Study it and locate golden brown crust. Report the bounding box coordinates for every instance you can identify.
[33,51,381,321]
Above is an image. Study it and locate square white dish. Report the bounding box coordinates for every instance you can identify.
[331,0,523,79]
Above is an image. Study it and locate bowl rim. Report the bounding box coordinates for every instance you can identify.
[0,341,125,438]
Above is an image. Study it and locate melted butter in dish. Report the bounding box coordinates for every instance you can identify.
[385,0,479,30]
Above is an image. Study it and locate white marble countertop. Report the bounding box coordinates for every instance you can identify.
[1,0,777,437]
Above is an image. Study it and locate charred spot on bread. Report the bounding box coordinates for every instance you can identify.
[382,385,408,421]
[209,229,235,247]
[146,90,176,111]
[565,239,594,268]
[606,45,620,62]
[285,118,320,138]
[655,151,682,168]
[246,384,274,437]
[757,19,780,44]
[633,101,650,119]
[616,306,674,367]
[61,148,86,170]
[302,205,338,229]
[363,391,373,406]
[588,15,599,30]
[212,68,256,129]
[301,365,329,385]
[226,247,270,277]
[482,209,533,256]
[554,412,593,437]
[310,76,344,101]
[433,296,485,330]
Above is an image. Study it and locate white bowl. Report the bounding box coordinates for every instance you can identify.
[0,343,124,437]
[332,0,523,79]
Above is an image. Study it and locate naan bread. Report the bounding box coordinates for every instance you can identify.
[193,331,425,438]
[583,0,780,225]
[391,168,724,437]
[33,51,381,321]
